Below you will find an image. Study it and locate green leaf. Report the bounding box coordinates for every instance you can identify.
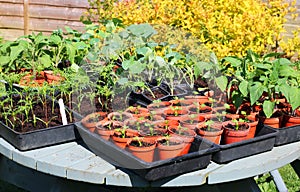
[239,80,249,97]
[127,24,157,39]
[279,84,300,110]
[70,63,79,73]
[81,33,91,40]
[89,38,100,45]
[38,54,52,69]
[65,26,74,34]
[215,76,228,92]
[122,60,131,70]
[75,42,87,50]
[222,56,241,67]
[254,63,272,69]
[263,52,283,59]
[128,61,146,74]
[155,56,166,66]
[50,35,61,45]
[209,52,218,65]
[136,47,151,56]
[66,44,76,64]
[10,45,24,62]
[117,77,128,85]
[276,58,292,66]
[263,100,275,118]
[0,56,10,65]
[249,82,264,105]
[279,64,299,78]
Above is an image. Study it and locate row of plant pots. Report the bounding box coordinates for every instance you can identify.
[19,70,65,87]
[81,96,264,162]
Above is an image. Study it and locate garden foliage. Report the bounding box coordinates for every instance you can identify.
[82,0,299,59]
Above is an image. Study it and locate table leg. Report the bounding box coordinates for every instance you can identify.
[291,159,300,177]
[269,169,288,192]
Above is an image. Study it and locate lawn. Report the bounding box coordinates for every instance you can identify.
[256,164,300,192]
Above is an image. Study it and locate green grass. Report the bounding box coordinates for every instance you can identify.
[256,164,300,192]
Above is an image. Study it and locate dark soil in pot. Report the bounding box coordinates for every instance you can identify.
[223,123,249,131]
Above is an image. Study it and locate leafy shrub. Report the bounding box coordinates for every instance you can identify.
[82,0,298,59]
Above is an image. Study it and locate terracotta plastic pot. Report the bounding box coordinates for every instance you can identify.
[196,123,223,144]
[285,116,300,127]
[95,120,122,140]
[246,115,259,139]
[156,136,185,160]
[186,104,213,114]
[19,73,46,87]
[184,95,210,104]
[127,137,157,162]
[169,99,193,107]
[222,122,250,144]
[111,130,138,149]
[44,70,65,84]
[168,126,196,155]
[180,114,206,130]
[107,111,133,122]
[81,112,108,132]
[153,120,179,130]
[147,101,171,115]
[125,106,150,118]
[164,107,189,121]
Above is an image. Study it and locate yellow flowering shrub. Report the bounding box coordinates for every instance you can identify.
[82,0,297,59]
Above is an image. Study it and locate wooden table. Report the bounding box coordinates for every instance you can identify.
[0,137,299,192]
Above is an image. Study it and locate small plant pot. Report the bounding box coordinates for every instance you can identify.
[107,111,133,122]
[147,101,171,115]
[284,116,300,127]
[111,130,138,149]
[246,115,259,139]
[156,136,185,160]
[224,113,240,121]
[222,121,250,144]
[125,106,150,118]
[184,95,210,104]
[169,99,193,107]
[127,137,157,162]
[95,120,122,140]
[44,70,65,84]
[196,123,224,144]
[153,120,179,130]
[164,107,189,121]
[81,112,108,132]
[180,114,206,130]
[139,128,167,140]
[186,104,213,114]
[168,126,196,155]
[124,118,154,135]
[258,111,283,128]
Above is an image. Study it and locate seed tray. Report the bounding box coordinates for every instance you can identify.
[75,122,219,181]
[271,124,300,146]
[212,125,278,164]
[0,121,79,151]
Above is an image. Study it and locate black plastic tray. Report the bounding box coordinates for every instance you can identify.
[75,122,219,181]
[212,125,278,164]
[271,124,300,146]
[0,121,79,151]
